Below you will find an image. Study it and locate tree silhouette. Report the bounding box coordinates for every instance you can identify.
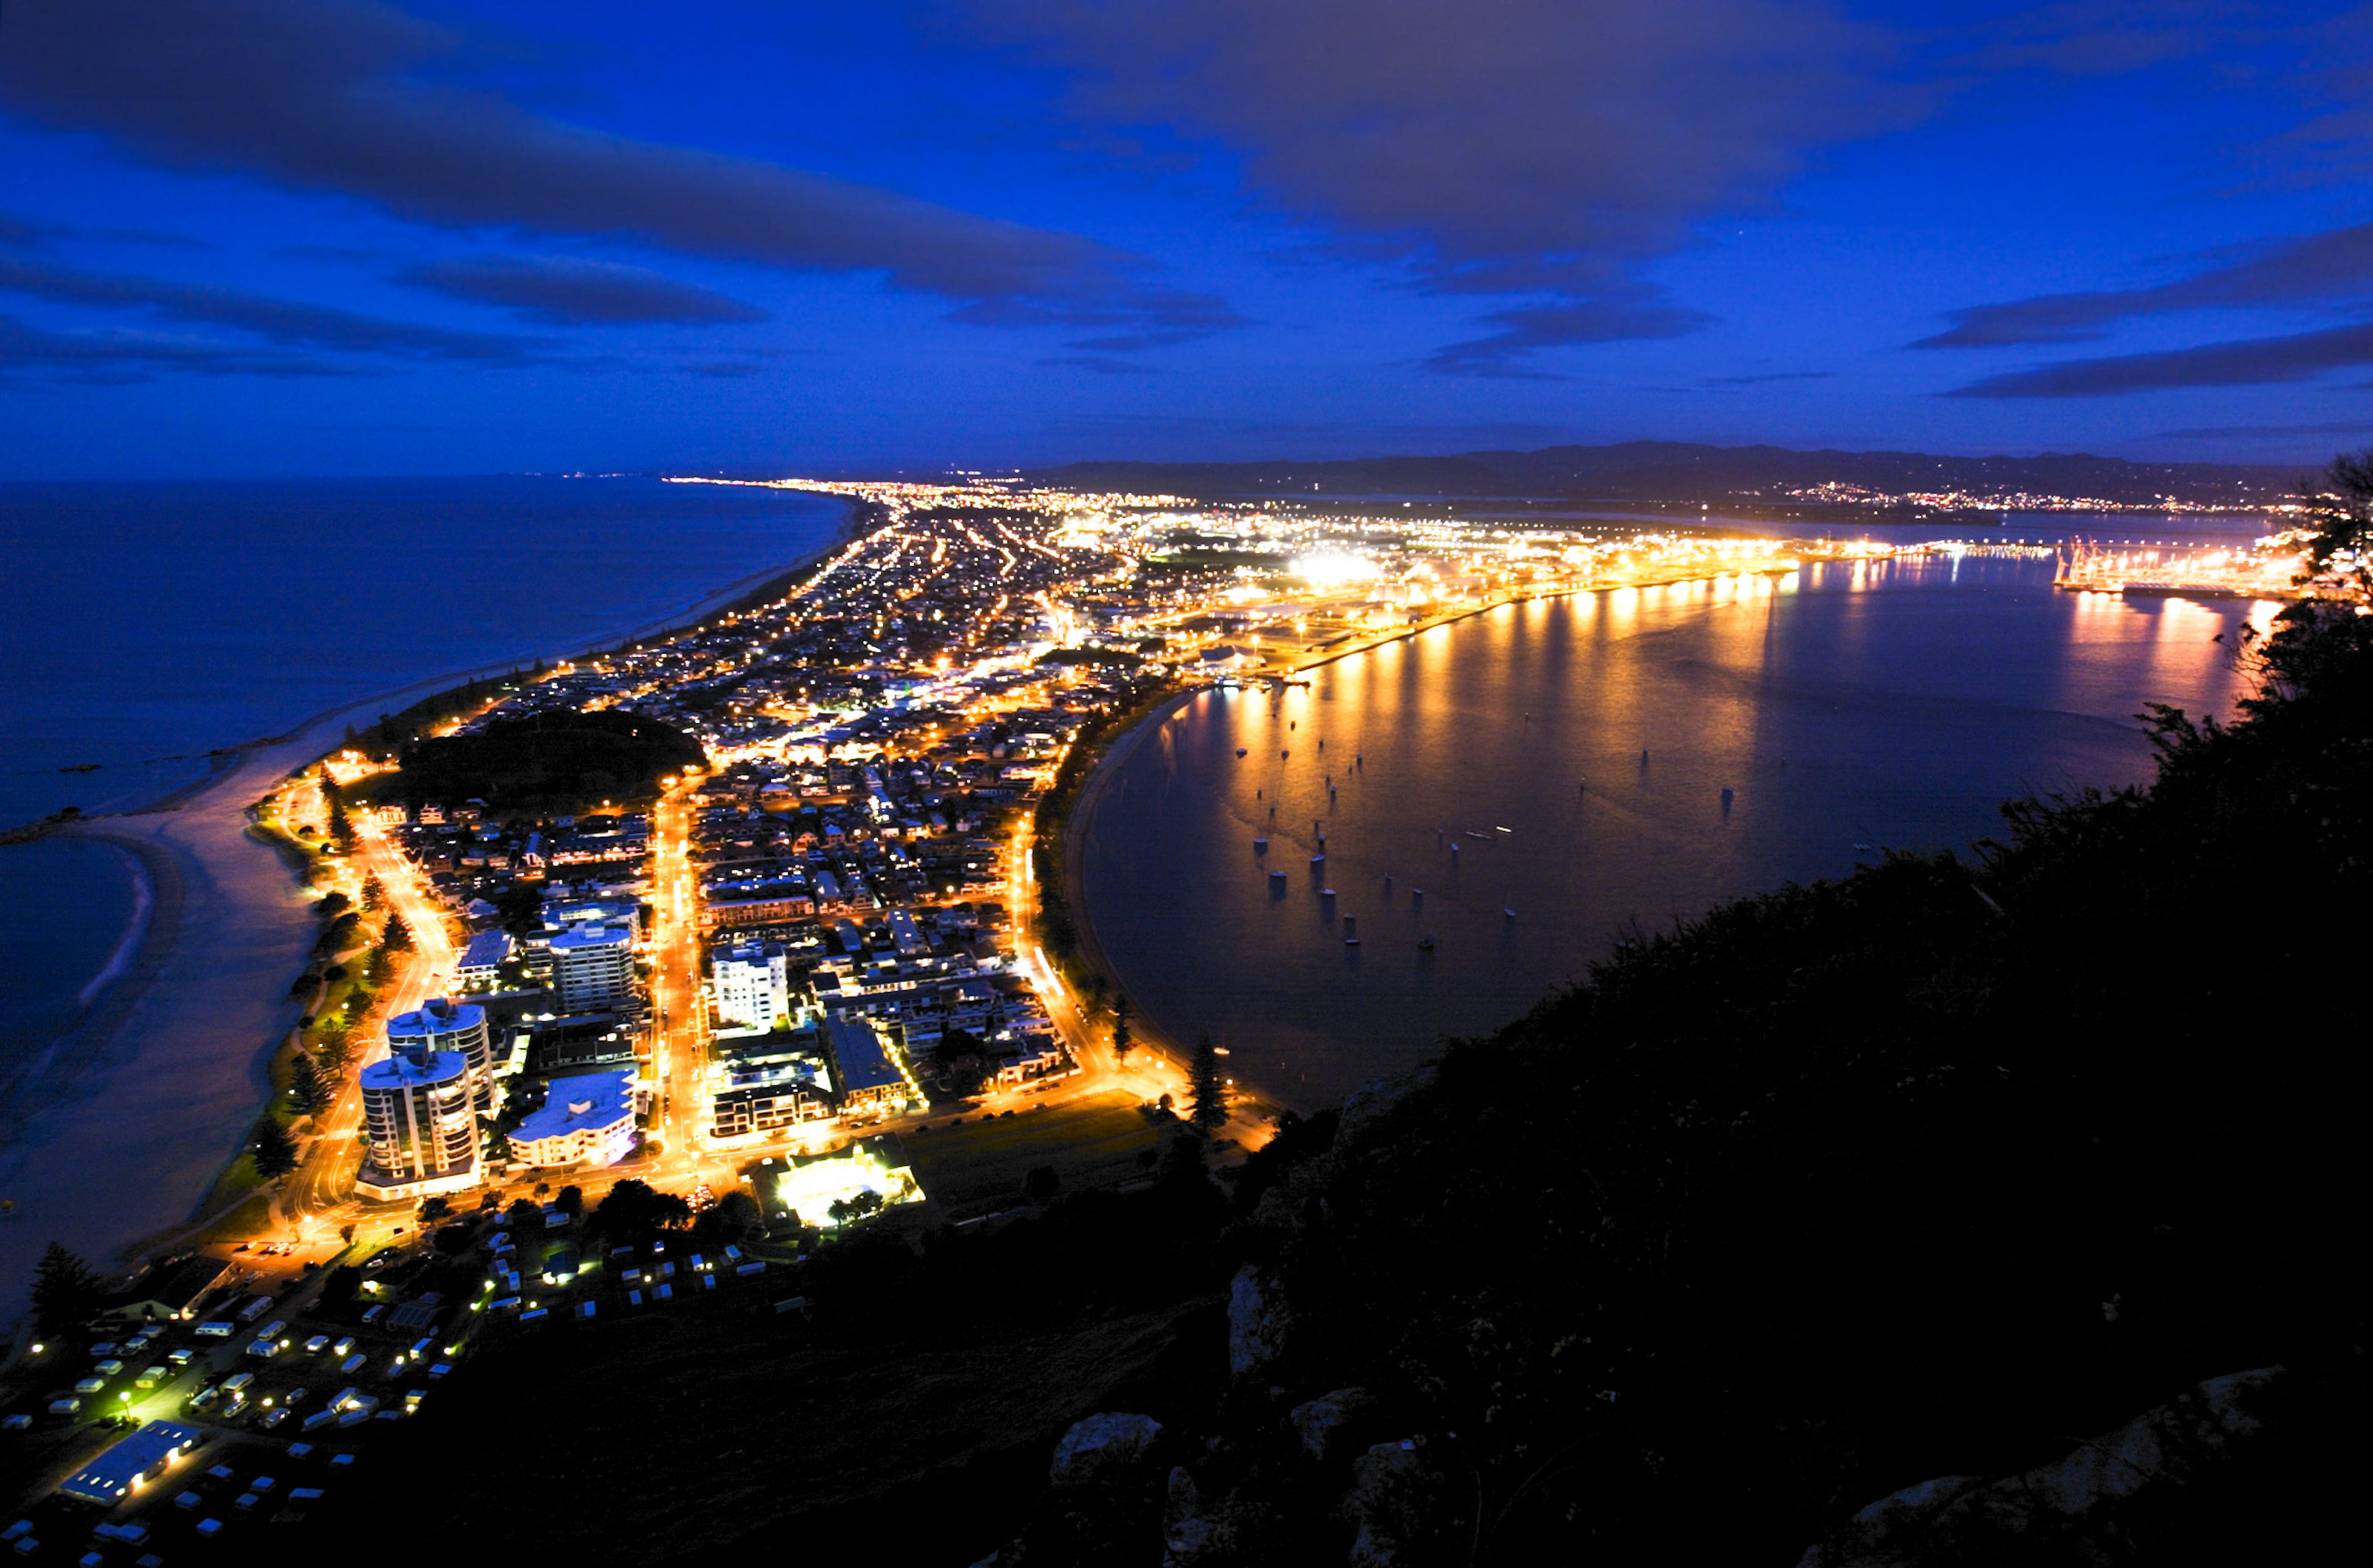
[383,913,414,952]
[1189,1035,1227,1131]
[251,1116,298,1179]
[287,1055,328,1115]
[31,1243,104,1333]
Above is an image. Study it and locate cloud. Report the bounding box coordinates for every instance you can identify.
[1962,1,2239,77]
[0,311,339,381]
[0,254,553,365]
[0,208,204,250]
[966,0,1909,370]
[1038,354,1159,375]
[1918,223,2373,348]
[2152,419,2373,440]
[402,255,766,325]
[1426,291,1716,375]
[0,0,1215,334]
[1944,320,2373,397]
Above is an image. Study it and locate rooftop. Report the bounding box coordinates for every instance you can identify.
[59,1420,203,1502]
[513,1069,637,1143]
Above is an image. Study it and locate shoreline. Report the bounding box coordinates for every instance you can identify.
[1057,562,1871,1118]
[0,516,861,1318]
[1056,687,1224,1105]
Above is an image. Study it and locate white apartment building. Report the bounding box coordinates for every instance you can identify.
[710,941,790,1032]
[509,1070,641,1169]
[358,1039,480,1201]
[386,997,496,1113]
[550,923,635,1013]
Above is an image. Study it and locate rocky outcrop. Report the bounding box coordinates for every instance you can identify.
[1287,1387,1381,1464]
[1801,1366,2293,1567]
[1343,1438,1449,1567]
[1227,1264,1291,1377]
[1049,1412,1165,1488]
[1336,1066,1436,1141]
[1161,1466,1216,1567]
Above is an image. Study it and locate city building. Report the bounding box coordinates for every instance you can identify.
[823,1013,915,1114]
[550,923,635,1013]
[708,1050,833,1140]
[508,1069,641,1168]
[454,930,515,991]
[711,940,790,1031]
[387,997,496,1113]
[358,1038,482,1201]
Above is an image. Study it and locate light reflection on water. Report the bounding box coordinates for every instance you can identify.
[1077,554,2266,1111]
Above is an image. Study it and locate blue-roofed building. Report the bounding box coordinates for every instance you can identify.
[510,1070,641,1169]
[825,1014,912,1113]
[58,1420,201,1503]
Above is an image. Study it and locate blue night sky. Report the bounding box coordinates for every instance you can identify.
[7,1,2373,477]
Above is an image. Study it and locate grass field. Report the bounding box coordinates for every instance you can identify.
[904,1091,1166,1216]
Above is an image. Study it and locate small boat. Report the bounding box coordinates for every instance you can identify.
[1417,933,1436,950]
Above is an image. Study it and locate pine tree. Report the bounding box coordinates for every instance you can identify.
[31,1242,104,1333]
[383,912,413,952]
[359,873,386,912]
[327,797,353,850]
[287,1055,328,1114]
[251,1116,299,1179]
[1189,1034,1227,1131]
[1111,994,1133,1063]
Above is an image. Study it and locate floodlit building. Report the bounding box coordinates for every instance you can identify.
[358,1038,481,1201]
[550,923,635,1013]
[770,1133,922,1227]
[58,1420,203,1503]
[388,997,496,1113]
[453,930,515,991]
[509,1069,641,1169]
[824,1013,914,1113]
[711,940,790,1031]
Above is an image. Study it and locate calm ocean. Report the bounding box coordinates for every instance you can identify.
[0,476,848,1075]
[1078,530,2272,1110]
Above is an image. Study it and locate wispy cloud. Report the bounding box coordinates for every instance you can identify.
[1944,319,2373,397]
[1038,354,1160,375]
[0,0,1227,338]
[1917,223,2373,349]
[402,256,766,326]
[2152,418,2373,440]
[0,312,341,381]
[0,254,555,365]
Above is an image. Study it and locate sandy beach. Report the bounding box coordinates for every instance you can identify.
[0,549,843,1319]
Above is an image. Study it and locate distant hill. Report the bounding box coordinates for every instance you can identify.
[1031,441,2308,508]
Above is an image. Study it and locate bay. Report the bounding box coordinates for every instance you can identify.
[1077,547,2272,1111]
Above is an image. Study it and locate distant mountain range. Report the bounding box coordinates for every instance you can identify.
[1030,441,2313,509]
